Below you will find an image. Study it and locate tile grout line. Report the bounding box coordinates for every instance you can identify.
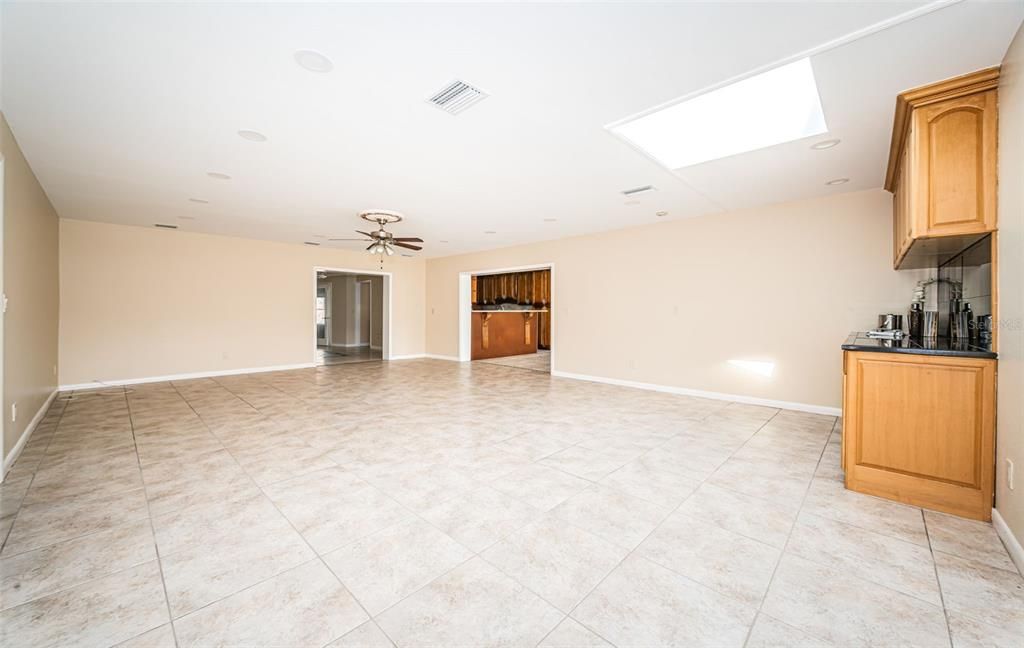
[922,512,956,648]
[739,416,836,648]
[534,405,790,647]
[0,395,70,554]
[126,385,183,648]
[209,374,406,647]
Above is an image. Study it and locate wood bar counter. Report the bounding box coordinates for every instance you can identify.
[471,311,543,360]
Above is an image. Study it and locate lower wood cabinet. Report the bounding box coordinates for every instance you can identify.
[841,351,996,520]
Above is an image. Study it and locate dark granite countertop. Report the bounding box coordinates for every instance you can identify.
[842,332,997,359]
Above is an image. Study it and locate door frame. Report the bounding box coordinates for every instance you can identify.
[457,263,554,373]
[313,267,392,363]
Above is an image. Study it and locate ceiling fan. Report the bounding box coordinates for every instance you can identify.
[329,210,423,256]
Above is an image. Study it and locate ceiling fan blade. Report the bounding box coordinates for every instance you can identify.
[393,237,424,242]
[393,241,422,251]
[356,230,376,238]
[366,243,377,251]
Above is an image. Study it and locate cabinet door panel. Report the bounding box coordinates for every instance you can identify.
[856,359,982,486]
[912,91,997,237]
[841,351,995,520]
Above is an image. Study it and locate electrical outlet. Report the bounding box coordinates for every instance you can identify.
[1008,459,1016,491]
[10,403,16,423]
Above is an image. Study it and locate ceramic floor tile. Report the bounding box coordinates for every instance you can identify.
[153,494,316,616]
[745,614,834,647]
[25,450,143,505]
[539,618,613,648]
[142,449,261,517]
[947,610,1024,648]
[229,438,338,486]
[0,519,155,610]
[637,511,781,606]
[376,557,563,647]
[490,463,592,511]
[356,460,480,510]
[2,487,150,556]
[482,513,629,613]
[114,624,178,648]
[786,511,942,606]
[0,560,168,648]
[572,554,756,648]
[325,620,395,648]
[925,510,1018,573]
[762,554,949,647]
[801,477,928,546]
[322,517,473,615]
[421,486,541,552]
[539,445,629,481]
[263,467,411,554]
[599,455,702,507]
[552,484,670,550]
[934,551,1024,635]
[174,560,367,647]
[674,482,799,549]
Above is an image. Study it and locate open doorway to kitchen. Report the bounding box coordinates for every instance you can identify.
[313,268,390,366]
[458,265,553,373]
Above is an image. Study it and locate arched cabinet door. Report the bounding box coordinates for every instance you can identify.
[911,89,997,238]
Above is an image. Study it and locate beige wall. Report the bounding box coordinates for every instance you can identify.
[59,219,425,385]
[2,113,60,461]
[426,189,924,411]
[996,24,1024,553]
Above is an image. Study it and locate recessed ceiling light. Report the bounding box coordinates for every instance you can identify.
[237,130,267,142]
[188,198,209,204]
[826,177,850,185]
[294,49,333,73]
[656,211,668,217]
[154,223,178,229]
[608,58,827,169]
[304,241,321,246]
[811,138,840,150]
[484,231,496,234]
[543,218,557,222]
[207,172,231,180]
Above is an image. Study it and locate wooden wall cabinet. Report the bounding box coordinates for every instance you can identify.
[841,351,996,520]
[885,68,999,269]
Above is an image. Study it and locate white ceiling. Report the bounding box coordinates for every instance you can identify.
[2,2,1021,257]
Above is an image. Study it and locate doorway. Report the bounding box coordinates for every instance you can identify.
[458,264,553,374]
[313,268,390,366]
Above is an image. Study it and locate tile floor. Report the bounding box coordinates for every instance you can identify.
[315,346,383,366]
[475,350,551,373]
[0,359,1020,647]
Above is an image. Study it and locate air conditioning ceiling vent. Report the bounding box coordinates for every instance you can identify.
[428,80,488,115]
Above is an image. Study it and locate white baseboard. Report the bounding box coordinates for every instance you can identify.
[993,508,1024,576]
[3,389,58,482]
[425,354,461,362]
[59,362,317,391]
[550,369,842,417]
[389,354,425,360]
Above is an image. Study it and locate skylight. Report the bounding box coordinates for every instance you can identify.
[608,58,828,169]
